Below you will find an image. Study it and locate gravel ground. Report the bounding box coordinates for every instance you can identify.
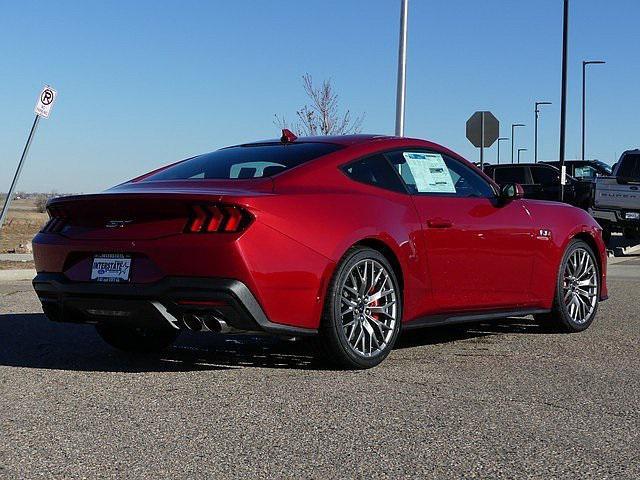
[0,263,638,479]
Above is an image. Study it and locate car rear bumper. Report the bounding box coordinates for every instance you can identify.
[32,273,317,337]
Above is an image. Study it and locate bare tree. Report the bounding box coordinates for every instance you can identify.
[275,74,364,136]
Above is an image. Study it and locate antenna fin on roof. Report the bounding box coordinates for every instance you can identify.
[280,129,297,144]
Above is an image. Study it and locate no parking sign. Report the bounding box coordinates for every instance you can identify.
[34,86,57,118]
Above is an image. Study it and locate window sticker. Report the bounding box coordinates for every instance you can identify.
[402,152,456,193]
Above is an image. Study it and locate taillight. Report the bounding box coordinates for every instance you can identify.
[41,206,67,233]
[185,204,252,233]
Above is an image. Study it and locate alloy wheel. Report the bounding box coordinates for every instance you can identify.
[562,248,598,324]
[339,259,398,357]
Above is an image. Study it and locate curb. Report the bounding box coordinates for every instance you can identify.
[0,269,36,282]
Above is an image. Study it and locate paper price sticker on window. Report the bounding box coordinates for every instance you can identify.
[403,152,456,194]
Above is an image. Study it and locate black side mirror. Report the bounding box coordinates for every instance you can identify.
[500,183,525,202]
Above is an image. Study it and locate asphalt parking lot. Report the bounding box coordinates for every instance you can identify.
[1,255,638,479]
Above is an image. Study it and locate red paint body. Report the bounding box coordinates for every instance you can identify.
[32,135,608,330]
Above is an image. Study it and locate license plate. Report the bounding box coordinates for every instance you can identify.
[91,254,132,283]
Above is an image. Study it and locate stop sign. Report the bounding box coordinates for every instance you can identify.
[466,111,499,148]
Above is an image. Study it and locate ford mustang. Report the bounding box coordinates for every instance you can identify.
[32,131,608,368]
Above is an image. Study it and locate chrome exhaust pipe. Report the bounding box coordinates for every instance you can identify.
[182,315,203,331]
[201,315,231,334]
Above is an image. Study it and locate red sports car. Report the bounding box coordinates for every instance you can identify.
[32,132,608,368]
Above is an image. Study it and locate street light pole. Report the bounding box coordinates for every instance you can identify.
[395,0,409,137]
[558,0,569,201]
[582,60,605,161]
[511,124,525,164]
[497,137,509,164]
[518,148,527,164]
[534,101,552,163]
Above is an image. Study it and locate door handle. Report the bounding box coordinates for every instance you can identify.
[427,218,453,229]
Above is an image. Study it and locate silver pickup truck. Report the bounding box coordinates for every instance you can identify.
[590,149,640,242]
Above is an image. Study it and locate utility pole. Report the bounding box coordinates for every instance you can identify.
[395,0,409,137]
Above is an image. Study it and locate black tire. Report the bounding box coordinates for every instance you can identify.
[96,323,179,353]
[623,227,640,241]
[316,246,402,369]
[534,239,600,332]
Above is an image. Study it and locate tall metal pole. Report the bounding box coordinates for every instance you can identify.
[518,148,527,164]
[395,0,409,136]
[511,124,525,164]
[497,137,509,164]
[0,116,41,229]
[480,112,485,169]
[534,101,552,163]
[581,60,606,161]
[558,0,569,201]
[581,61,586,162]
[511,125,515,164]
[534,107,538,164]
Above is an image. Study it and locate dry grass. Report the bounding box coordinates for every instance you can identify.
[0,199,48,253]
[0,260,35,270]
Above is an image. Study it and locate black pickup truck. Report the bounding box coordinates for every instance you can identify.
[483,163,593,210]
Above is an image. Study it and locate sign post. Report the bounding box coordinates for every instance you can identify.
[0,86,57,230]
[466,111,499,170]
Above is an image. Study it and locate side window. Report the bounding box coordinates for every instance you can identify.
[617,154,640,180]
[573,165,597,180]
[385,150,495,198]
[493,167,528,185]
[342,154,406,193]
[530,166,560,185]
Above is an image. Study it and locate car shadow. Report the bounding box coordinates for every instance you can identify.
[395,316,551,350]
[0,313,548,373]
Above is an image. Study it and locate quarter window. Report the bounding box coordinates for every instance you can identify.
[342,154,406,193]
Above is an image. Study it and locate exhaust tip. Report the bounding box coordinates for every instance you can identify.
[201,315,231,334]
[183,315,203,331]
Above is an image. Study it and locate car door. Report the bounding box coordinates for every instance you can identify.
[386,149,537,312]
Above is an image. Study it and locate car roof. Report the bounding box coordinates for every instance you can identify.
[241,134,390,147]
[238,134,464,151]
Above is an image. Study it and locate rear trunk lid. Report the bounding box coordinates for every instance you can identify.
[46,179,272,240]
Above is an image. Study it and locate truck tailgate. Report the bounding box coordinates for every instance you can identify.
[594,177,640,209]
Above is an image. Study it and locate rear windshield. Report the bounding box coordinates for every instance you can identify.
[141,142,344,181]
[617,154,640,180]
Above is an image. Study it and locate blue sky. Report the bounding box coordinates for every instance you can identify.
[1,0,638,193]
